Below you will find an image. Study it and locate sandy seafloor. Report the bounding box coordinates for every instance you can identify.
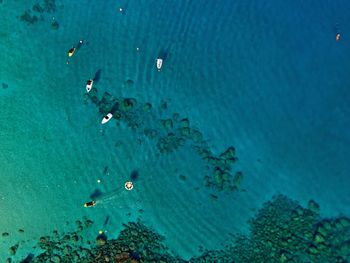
[0,0,350,261]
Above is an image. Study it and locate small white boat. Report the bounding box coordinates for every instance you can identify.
[86,79,93,93]
[101,113,113,124]
[156,58,163,71]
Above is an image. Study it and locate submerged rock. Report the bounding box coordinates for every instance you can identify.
[7,197,350,263]
[21,253,34,263]
[51,20,59,30]
[9,244,19,255]
[180,118,190,128]
[220,146,236,159]
[51,254,61,263]
[32,3,44,13]
[160,100,168,110]
[84,219,94,228]
[339,217,350,228]
[144,128,157,138]
[210,194,218,200]
[179,174,187,181]
[124,79,134,87]
[307,199,320,214]
[122,98,137,110]
[19,10,39,24]
[172,112,180,121]
[43,0,57,13]
[96,233,107,246]
[190,129,203,142]
[143,102,152,111]
[157,133,183,153]
[161,118,173,129]
[87,89,242,193]
[179,127,191,137]
[232,171,243,187]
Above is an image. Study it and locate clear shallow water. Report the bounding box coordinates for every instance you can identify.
[0,0,350,261]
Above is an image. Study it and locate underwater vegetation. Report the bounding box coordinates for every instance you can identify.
[3,195,349,262]
[228,195,350,263]
[86,88,242,193]
[18,0,63,29]
[89,221,185,263]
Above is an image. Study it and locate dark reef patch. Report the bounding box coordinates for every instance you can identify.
[85,88,242,192]
[50,20,59,30]
[124,78,134,87]
[19,10,40,25]
[18,0,63,28]
[2,82,8,89]
[21,253,34,263]
[42,0,57,13]
[32,3,45,13]
[7,196,350,262]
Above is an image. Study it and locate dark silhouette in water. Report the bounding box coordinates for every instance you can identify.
[130,170,139,181]
[124,79,134,87]
[158,48,168,61]
[158,42,177,61]
[2,82,8,89]
[103,166,108,175]
[103,215,110,226]
[110,102,119,114]
[93,69,102,82]
[90,189,103,200]
[21,253,34,263]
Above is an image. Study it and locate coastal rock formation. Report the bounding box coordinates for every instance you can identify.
[28,219,184,263]
[230,195,350,262]
[4,196,349,262]
[87,221,185,263]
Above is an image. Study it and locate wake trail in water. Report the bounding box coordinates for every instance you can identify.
[95,187,125,206]
[94,182,139,209]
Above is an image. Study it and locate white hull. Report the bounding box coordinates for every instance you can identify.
[156,58,163,71]
[86,79,93,93]
[101,113,113,124]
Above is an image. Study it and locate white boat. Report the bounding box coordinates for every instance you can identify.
[101,113,113,124]
[156,58,163,71]
[86,79,93,93]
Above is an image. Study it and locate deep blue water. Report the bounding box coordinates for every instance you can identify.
[0,0,350,261]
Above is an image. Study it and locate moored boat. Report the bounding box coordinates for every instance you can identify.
[156,58,163,71]
[101,113,113,124]
[86,79,93,93]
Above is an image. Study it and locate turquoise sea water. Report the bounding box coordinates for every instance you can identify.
[1,0,350,261]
